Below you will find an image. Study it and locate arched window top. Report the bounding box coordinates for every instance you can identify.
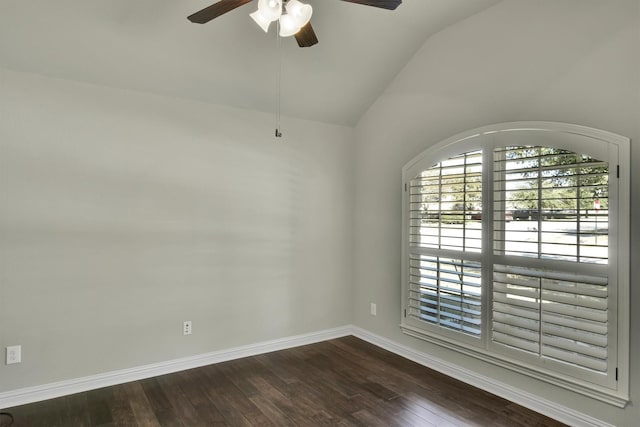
[405,122,625,178]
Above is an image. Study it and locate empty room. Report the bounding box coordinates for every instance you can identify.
[1,0,638,426]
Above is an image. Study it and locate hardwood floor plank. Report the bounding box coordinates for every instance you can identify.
[216,358,262,398]
[2,336,567,427]
[86,387,115,426]
[248,376,323,426]
[60,393,91,427]
[108,386,137,427]
[351,408,386,426]
[391,394,460,427]
[155,375,202,426]
[200,364,270,426]
[140,378,174,415]
[121,382,160,427]
[248,394,293,426]
[259,348,369,420]
[253,353,300,385]
[173,369,228,425]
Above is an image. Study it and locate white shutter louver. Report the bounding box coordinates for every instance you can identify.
[408,255,481,336]
[492,264,608,373]
[409,151,483,252]
[493,146,609,264]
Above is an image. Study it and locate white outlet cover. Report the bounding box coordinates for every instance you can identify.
[183,321,192,335]
[6,345,21,364]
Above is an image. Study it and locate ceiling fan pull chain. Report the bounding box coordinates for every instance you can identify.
[275,21,283,138]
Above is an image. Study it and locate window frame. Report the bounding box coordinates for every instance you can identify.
[400,122,630,407]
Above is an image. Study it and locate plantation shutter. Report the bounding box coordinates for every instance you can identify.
[408,255,482,336]
[492,264,608,372]
[492,146,609,264]
[491,146,610,374]
[406,151,483,338]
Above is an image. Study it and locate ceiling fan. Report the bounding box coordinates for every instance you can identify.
[188,0,402,47]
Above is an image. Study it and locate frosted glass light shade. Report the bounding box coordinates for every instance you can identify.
[250,10,271,32]
[278,14,300,37]
[285,0,312,28]
[257,0,282,22]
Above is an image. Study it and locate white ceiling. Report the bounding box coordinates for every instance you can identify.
[0,0,499,126]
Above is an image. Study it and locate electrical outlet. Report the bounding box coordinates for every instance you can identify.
[183,321,192,335]
[6,345,21,365]
[370,303,377,316]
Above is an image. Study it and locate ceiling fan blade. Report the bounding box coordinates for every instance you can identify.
[295,22,319,48]
[339,0,402,10]
[188,0,254,24]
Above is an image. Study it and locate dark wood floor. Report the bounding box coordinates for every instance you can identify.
[1,336,565,427]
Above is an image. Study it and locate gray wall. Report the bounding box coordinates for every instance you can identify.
[0,68,354,391]
[352,0,639,425]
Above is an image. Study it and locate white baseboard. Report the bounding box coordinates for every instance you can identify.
[0,325,352,409]
[0,324,611,427]
[350,326,613,427]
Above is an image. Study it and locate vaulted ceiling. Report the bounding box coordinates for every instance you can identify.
[0,0,499,126]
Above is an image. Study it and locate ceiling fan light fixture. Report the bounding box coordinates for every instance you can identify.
[278,13,301,37]
[250,10,271,32]
[285,0,313,28]
[257,0,282,22]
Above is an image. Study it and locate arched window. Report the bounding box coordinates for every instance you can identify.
[401,122,629,406]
